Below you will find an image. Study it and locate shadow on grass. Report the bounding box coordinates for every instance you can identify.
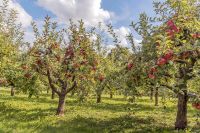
[0,102,55,122]
[39,115,175,133]
[75,100,177,115]
[0,95,156,114]
[0,94,177,117]
[0,94,192,133]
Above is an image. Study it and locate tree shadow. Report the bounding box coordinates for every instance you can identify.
[76,100,177,114]
[0,102,55,122]
[0,92,194,133]
[39,115,175,133]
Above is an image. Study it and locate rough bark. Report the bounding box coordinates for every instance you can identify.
[56,94,66,116]
[150,88,153,101]
[174,66,191,130]
[47,69,78,116]
[11,86,15,96]
[51,90,55,99]
[155,87,158,106]
[175,93,188,130]
[97,94,101,103]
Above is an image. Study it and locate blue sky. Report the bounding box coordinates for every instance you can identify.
[102,0,156,27]
[17,0,156,27]
[9,0,162,45]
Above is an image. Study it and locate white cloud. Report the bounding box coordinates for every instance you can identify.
[114,26,130,47]
[107,26,142,49]
[114,27,142,48]
[24,28,34,43]
[106,44,115,50]
[37,0,111,26]
[23,19,45,43]
[0,0,33,28]
[134,39,142,47]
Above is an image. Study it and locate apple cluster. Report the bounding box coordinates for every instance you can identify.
[148,50,174,79]
[166,20,179,38]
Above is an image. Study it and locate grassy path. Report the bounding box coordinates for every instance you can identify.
[0,88,199,133]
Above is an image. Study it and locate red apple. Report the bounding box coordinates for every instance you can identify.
[192,33,200,39]
[164,50,173,60]
[150,67,157,73]
[192,103,200,110]
[197,105,200,110]
[148,74,155,79]
[192,34,197,39]
[157,58,167,66]
[171,25,179,32]
[167,20,175,27]
[127,63,134,70]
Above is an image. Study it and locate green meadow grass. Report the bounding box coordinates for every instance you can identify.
[0,88,199,133]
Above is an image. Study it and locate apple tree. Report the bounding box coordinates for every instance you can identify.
[147,0,200,129]
[29,17,98,116]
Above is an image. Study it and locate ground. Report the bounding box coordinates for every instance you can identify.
[0,88,199,133]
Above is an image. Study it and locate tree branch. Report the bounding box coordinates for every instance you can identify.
[66,81,77,94]
[47,69,61,95]
[173,59,188,64]
[160,84,179,94]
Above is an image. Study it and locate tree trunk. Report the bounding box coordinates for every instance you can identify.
[150,88,153,101]
[175,93,188,130]
[11,86,15,96]
[51,90,55,99]
[97,94,101,103]
[110,92,113,99]
[155,87,158,106]
[56,94,66,116]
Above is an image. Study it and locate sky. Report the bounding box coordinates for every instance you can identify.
[3,0,162,47]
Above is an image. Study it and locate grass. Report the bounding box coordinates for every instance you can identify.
[0,88,200,133]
